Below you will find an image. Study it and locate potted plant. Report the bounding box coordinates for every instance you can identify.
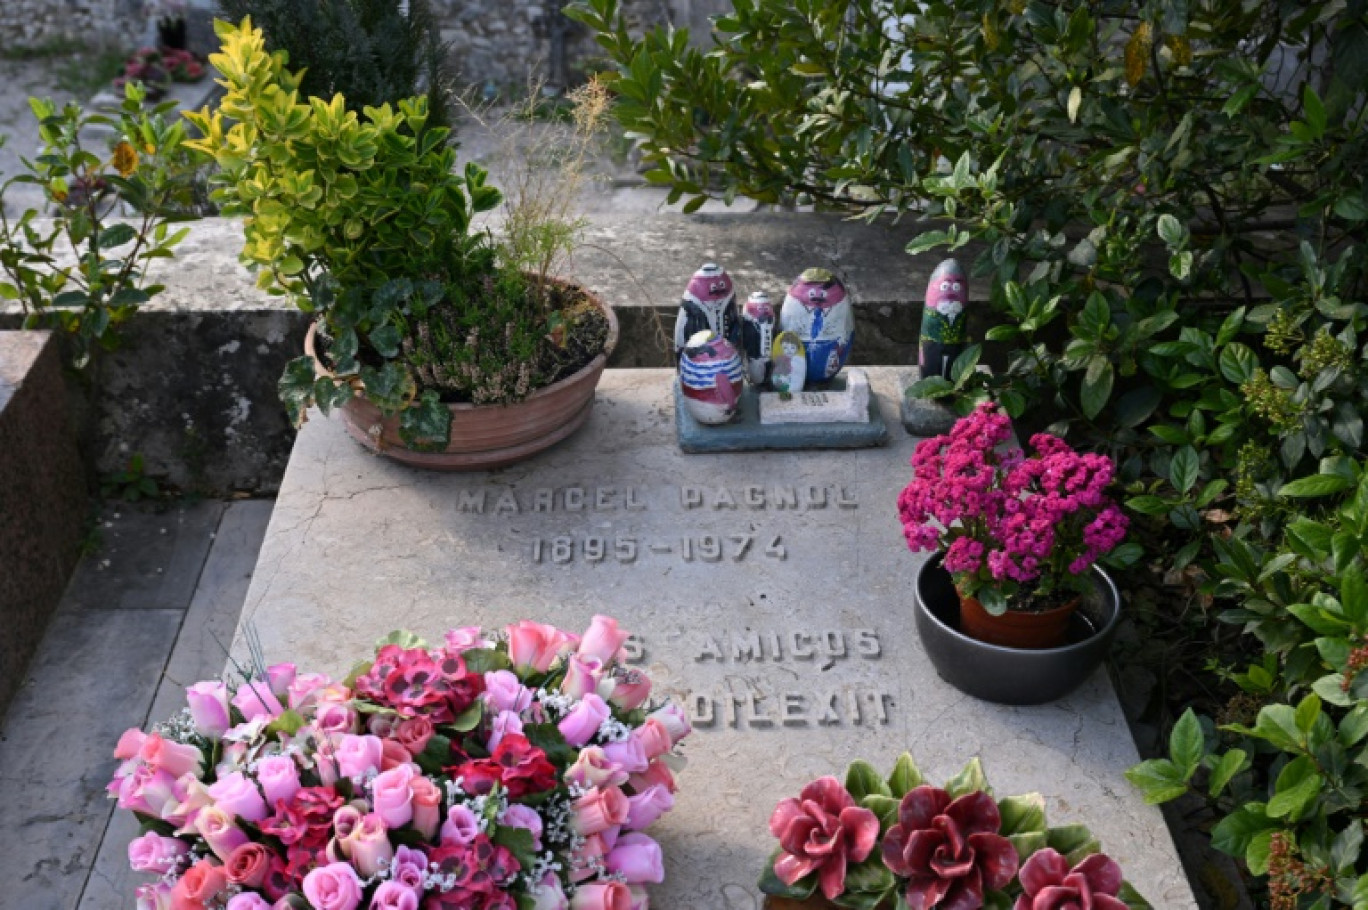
[185,18,617,469]
[758,754,1150,909]
[897,403,1128,702]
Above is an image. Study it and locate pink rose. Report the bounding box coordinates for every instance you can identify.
[579,615,631,664]
[565,746,628,790]
[625,785,674,830]
[648,704,691,745]
[315,701,359,735]
[195,806,249,861]
[370,881,419,910]
[265,663,296,697]
[570,881,632,910]
[255,755,301,807]
[186,681,232,738]
[139,733,204,778]
[440,804,480,845]
[571,831,616,883]
[370,763,416,828]
[170,858,228,910]
[772,777,882,902]
[391,845,428,892]
[488,709,524,751]
[287,672,334,709]
[395,716,434,755]
[558,693,610,747]
[500,803,544,850]
[232,681,284,721]
[561,654,606,700]
[603,736,649,774]
[410,775,442,840]
[445,626,487,652]
[381,738,411,772]
[118,765,183,818]
[607,671,651,710]
[334,734,384,779]
[629,759,676,795]
[530,871,569,910]
[343,813,393,877]
[633,719,672,761]
[572,786,630,835]
[208,771,268,822]
[1012,849,1127,910]
[225,894,272,910]
[115,728,146,759]
[302,862,363,910]
[225,842,272,888]
[128,831,189,874]
[627,885,649,910]
[506,620,574,672]
[334,805,365,841]
[484,670,533,714]
[606,832,665,884]
[135,881,173,910]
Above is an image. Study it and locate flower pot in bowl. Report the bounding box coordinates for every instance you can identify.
[914,553,1120,705]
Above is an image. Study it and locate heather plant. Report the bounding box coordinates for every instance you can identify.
[897,403,1129,615]
[0,82,201,368]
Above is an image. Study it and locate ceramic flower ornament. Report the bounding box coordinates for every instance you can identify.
[882,785,1018,910]
[769,777,880,900]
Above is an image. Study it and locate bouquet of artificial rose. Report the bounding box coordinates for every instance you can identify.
[109,615,689,910]
[759,755,1149,910]
[897,402,1128,616]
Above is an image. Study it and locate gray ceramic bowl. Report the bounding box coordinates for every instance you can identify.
[913,554,1120,705]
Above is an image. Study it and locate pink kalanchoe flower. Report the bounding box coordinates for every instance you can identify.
[882,785,1018,910]
[769,776,880,901]
[1013,849,1128,910]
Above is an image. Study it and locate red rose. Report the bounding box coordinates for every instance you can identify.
[882,786,1018,910]
[395,716,435,754]
[769,776,880,901]
[225,842,272,888]
[170,858,227,910]
[1013,849,1127,910]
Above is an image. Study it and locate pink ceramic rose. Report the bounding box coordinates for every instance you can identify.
[302,861,363,910]
[579,614,631,663]
[882,785,1018,910]
[769,776,880,901]
[1013,849,1128,910]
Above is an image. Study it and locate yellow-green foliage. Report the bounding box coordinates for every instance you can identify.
[185,17,499,307]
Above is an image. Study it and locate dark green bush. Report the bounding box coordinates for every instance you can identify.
[568,0,1368,903]
[216,0,455,129]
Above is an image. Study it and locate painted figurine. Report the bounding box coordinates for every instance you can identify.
[740,290,776,386]
[673,262,740,358]
[918,258,969,380]
[678,330,744,424]
[778,267,853,384]
[769,331,808,398]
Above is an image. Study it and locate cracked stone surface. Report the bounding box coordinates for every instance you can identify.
[233,368,1196,908]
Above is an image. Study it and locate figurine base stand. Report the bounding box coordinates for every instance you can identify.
[675,373,888,453]
[899,366,992,437]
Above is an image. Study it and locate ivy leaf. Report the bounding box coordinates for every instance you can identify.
[399,390,451,452]
[369,322,402,359]
[360,362,415,416]
[278,356,318,426]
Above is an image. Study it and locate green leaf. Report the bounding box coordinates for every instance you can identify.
[1334,193,1368,222]
[399,391,451,453]
[888,753,922,797]
[1170,446,1199,495]
[944,758,988,799]
[1124,759,1188,804]
[906,376,954,399]
[861,794,901,829]
[266,708,306,736]
[1125,495,1171,516]
[1267,755,1322,820]
[846,759,892,801]
[950,344,982,386]
[1341,567,1368,627]
[906,230,952,255]
[843,856,895,894]
[369,322,402,358]
[461,647,512,674]
[278,356,318,426]
[1156,213,1184,246]
[1218,342,1257,384]
[1279,474,1352,498]
[1114,387,1161,428]
[360,361,415,415]
[1080,356,1113,419]
[312,377,352,417]
[1208,749,1249,797]
[1303,84,1327,137]
[449,700,484,733]
[997,793,1046,836]
[97,222,137,248]
[1169,708,1204,773]
[1210,805,1276,860]
[492,825,538,875]
[374,629,428,649]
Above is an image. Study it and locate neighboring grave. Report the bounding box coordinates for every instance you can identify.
[233,368,1197,908]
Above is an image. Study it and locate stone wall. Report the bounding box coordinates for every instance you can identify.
[435,0,729,92]
[1,0,147,50]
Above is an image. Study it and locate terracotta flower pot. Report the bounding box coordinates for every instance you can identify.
[957,589,1080,649]
[913,553,1120,705]
[304,287,617,471]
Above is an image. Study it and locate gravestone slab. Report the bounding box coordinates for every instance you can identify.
[233,368,1196,908]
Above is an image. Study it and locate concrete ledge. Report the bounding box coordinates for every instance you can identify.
[2,214,981,492]
[0,331,86,717]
